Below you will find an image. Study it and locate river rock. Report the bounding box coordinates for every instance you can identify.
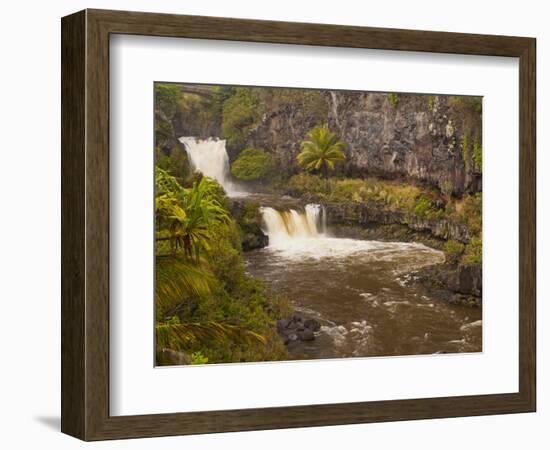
[415,263,482,307]
[277,319,290,331]
[297,329,315,341]
[278,315,318,344]
[324,202,471,243]
[304,318,321,332]
[157,348,192,365]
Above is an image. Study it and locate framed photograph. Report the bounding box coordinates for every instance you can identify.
[61,9,536,440]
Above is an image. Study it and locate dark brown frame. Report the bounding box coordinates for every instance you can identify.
[61,8,536,441]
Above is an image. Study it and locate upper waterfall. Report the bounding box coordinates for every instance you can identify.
[179,136,243,196]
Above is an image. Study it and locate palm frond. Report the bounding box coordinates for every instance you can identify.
[156,321,266,352]
[155,256,215,309]
[297,126,347,176]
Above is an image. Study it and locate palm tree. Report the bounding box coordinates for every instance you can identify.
[297,126,346,177]
[155,169,229,261]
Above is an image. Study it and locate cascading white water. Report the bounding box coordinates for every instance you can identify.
[260,204,325,246]
[260,204,443,262]
[179,136,242,195]
[305,204,327,235]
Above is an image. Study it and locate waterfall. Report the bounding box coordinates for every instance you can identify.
[305,204,327,235]
[259,203,442,261]
[260,204,326,246]
[179,136,242,195]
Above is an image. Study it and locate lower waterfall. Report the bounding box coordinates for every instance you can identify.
[260,204,326,244]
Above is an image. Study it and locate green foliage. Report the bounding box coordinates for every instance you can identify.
[427,95,436,111]
[155,83,183,117]
[387,93,399,107]
[462,134,470,170]
[155,167,290,365]
[155,256,215,311]
[462,236,482,264]
[268,88,328,122]
[441,179,454,200]
[287,173,448,220]
[473,138,482,171]
[414,195,432,216]
[449,96,482,114]
[155,118,173,143]
[297,126,346,176]
[209,85,236,115]
[156,320,266,353]
[191,351,209,365]
[155,146,190,181]
[444,240,465,263]
[288,173,331,197]
[155,168,230,260]
[222,88,260,147]
[231,148,275,181]
[461,193,482,235]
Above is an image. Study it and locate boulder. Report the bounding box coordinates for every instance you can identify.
[277,318,290,331]
[298,329,315,341]
[304,318,321,332]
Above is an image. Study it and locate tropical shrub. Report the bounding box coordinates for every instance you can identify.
[444,240,465,263]
[449,96,482,114]
[460,193,482,234]
[231,148,275,181]
[462,236,482,264]
[287,173,331,197]
[155,83,182,117]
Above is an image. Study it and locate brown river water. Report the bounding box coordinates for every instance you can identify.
[244,204,482,360]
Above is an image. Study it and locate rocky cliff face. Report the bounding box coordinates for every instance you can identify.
[241,91,482,195]
[327,92,481,195]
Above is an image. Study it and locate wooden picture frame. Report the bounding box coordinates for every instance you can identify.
[61,8,536,441]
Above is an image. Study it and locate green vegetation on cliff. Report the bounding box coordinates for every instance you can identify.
[231,148,276,182]
[387,93,399,107]
[288,173,445,219]
[222,88,261,147]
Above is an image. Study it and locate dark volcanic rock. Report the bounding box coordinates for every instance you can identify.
[325,202,471,243]
[415,263,482,305]
[278,315,320,344]
[297,329,315,341]
[277,319,290,331]
[304,318,321,332]
[229,199,269,251]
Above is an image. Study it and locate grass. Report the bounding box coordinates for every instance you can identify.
[287,173,447,220]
